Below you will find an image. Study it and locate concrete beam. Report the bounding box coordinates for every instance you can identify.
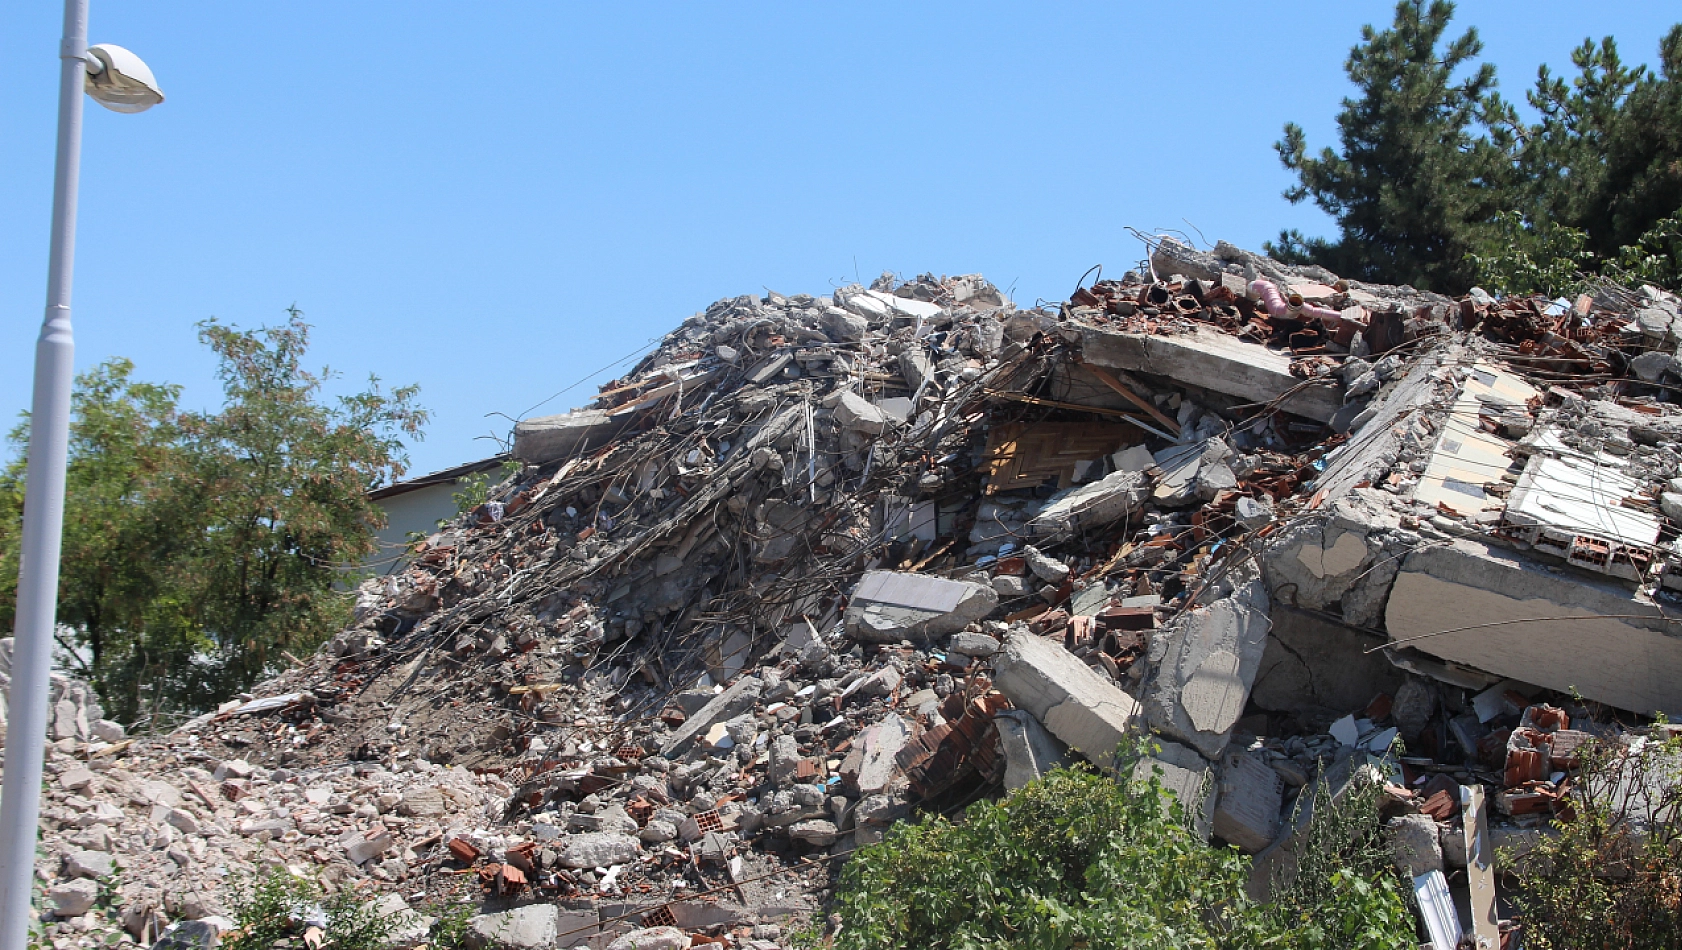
[1077,325,1341,422]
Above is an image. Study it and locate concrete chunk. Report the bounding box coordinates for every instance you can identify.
[1028,469,1149,540]
[855,714,910,795]
[554,832,641,868]
[1386,538,1682,716]
[995,709,1074,790]
[844,571,997,643]
[992,632,1140,768]
[661,676,762,758]
[1212,752,1282,853]
[1144,574,1270,760]
[833,391,894,434]
[1079,325,1340,422]
[469,904,559,949]
[514,409,623,464]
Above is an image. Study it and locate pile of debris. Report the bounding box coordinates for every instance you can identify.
[16,238,1682,949]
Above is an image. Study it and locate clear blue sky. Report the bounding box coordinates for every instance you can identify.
[1,2,1675,478]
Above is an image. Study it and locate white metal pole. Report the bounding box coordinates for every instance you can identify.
[0,0,88,941]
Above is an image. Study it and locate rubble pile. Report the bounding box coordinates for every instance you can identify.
[15,239,1682,949]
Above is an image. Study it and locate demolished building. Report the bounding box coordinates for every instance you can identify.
[15,238,1682,948]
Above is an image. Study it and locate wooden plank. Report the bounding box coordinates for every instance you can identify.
[1462,784,1501,947]
[1072,356,1180,432]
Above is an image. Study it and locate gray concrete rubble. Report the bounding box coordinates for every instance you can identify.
[1142,565,1271,760]
[844,571,998,642]
[24,249,1682,946]
[994,709,1074,790]
[992,632,1139,768]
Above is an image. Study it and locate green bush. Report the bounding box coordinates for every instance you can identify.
[830,753,1415,950]
[1509,730,1682,949]
[223,870,394,950]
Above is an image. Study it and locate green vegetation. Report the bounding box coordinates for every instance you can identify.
[223,870,395,950]
[1508,730,1682,949]
[0,310,426,725]
[1275,1,1682,294]
[827,753,1414,950]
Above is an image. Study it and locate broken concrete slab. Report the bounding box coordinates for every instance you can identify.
[1028,469,1149,540]
[992,632,1140,768]
[468,904,559,949]
[1144,569,1271,760]
[1130,740,1214,838]
[513,409,625,465]
[1212,751,1283,853]
[844,571,998,643]
[1250,607,1405,715]
[833,391,895,434]
[995,709,1074,791]
[1260,488,1405,629]
[660,676,763,758]
[1386,538,1682,716]
[855,714,910,795]
[1078,324,1341,422]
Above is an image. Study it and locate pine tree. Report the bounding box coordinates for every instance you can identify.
[1271,0,1511,293]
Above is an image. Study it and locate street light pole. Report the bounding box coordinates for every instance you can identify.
[0,2,160,942]
[0,0,92,941]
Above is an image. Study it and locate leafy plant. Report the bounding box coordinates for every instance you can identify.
[828,745,1416,950]
[1507,729,1682,949]
[440,459,522,529]
[0,309,427,724]
[223,870,395,950]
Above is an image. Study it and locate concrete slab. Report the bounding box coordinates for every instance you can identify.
[514,409,625,465]
[1386,539,1682,716]
[661,677,763,758]
[1028,470,1149,540]
[1212,751,1283,853]
[1078,325,1341,422]
[992,632,1140,769]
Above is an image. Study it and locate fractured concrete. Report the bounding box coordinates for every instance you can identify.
[844,571,998,643]
[1144,568,1271,760]
[992,632,1140,768]
[513,409,625,465]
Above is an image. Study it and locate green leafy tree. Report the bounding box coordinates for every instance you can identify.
[0,310,427,723]
[1271,1,1513,293]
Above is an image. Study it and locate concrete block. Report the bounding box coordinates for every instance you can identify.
[995,709,1073,790]
[1131,744,1214,838]
[514,409,623,465]
[992,632,1140,768]
[469,904,559,949]
[1143,574,1270,760]
[1389,813,1443,876]
[833,391,894,434]
[855,714,910,795]
[844,571,997,643]
[661,676,762,758]
[1211,752,1282,853]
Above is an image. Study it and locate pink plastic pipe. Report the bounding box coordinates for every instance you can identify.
[1250,278,1344,325]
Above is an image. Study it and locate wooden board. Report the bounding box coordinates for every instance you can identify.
[982,422,1135,494]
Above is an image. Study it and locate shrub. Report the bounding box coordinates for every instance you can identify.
[830,748,1415,950]
[222,870,394,950]
[1509,730,1682,949]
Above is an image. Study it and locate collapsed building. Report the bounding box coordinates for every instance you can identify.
[16,238,1682,949]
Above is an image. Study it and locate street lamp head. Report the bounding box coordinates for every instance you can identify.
[83,44,163,114]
